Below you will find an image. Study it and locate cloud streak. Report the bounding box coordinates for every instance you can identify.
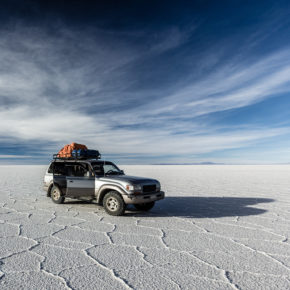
[0,22,290,163]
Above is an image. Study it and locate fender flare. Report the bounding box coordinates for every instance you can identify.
[47,182,54,197]
[97,185,127,204]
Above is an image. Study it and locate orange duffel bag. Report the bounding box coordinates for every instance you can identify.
[57,142,88,158]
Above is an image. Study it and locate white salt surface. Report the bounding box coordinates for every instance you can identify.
[0,165,290,289]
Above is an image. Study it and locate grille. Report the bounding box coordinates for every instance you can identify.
[143,184,156,193]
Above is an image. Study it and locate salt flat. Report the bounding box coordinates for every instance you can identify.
[0,165,289,290]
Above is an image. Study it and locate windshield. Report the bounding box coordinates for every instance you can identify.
[91,161,122,176]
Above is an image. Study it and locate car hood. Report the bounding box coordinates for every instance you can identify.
[99,175,157,184]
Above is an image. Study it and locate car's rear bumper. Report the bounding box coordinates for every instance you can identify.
[122,191,165,204]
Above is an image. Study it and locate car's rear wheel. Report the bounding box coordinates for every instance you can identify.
[134,201,155,211]
[103,191,126,216]
[51,186,65,204]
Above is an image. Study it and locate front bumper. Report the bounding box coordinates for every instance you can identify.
[122,191,165,204]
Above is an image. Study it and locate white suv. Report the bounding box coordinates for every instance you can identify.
[43,159,165,216]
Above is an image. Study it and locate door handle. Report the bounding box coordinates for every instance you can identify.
[69,180,73,183]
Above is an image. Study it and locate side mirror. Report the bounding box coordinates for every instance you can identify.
[120,170,124,175]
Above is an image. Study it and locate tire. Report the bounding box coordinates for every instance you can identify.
[51,186,65,204]
[103,191,126,216]
[134,201,155,211]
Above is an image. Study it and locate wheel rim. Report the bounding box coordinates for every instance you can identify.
[106,197,119,211]
[52,189,60,200]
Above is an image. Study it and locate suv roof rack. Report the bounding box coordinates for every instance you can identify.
[53,151,101,161]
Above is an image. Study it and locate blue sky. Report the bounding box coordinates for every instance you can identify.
[0,0,290,164]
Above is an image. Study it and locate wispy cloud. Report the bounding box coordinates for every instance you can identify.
[0,23,290,163]
[133,49,290,120]
[0,155,32,158]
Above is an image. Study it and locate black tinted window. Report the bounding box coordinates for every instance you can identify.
[48,163,66,175]
[66,163,90,177]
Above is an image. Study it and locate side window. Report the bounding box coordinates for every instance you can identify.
[76,164,89,177]
[67,163,90,177]
[48,163,66,175]
[103,164,119,174]
[103,164,115,173]
[93,164,104,176]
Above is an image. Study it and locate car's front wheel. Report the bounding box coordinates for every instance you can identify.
[134,201,155,211]
[103,191,126,216]
[51,186,65,204]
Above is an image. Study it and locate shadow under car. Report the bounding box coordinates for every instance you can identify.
[126,196,275,218]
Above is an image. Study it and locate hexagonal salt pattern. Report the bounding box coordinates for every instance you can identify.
[0,165,290,289]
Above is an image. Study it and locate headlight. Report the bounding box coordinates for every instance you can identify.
[125,184,142,192]
[134,184,142,191]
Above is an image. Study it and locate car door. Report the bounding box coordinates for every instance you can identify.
[51,162,67,193]
[66,163,95,197]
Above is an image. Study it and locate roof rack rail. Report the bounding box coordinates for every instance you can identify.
[53,150,101,160]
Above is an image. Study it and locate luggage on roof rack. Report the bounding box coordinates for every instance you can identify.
[54,143,101,160]
[57,142,87,158]
[53,151,101,160]
[72,149,101,159]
